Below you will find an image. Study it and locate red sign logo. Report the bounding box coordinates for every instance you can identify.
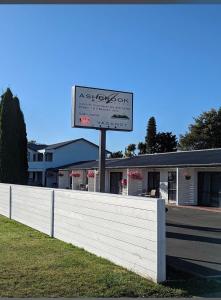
[80,116,91,125]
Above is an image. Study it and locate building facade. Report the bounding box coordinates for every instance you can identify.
[58,149,221,208]
[27,138,110,187]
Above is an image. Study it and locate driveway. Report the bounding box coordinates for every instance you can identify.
[166,206,221,278]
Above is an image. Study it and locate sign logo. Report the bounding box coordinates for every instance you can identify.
[80,116,91,125]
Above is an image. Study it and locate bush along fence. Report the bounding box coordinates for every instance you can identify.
[0,183,166,283]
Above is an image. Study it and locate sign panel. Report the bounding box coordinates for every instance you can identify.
[72,86,133,131]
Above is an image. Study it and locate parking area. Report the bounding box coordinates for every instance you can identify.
[166,206,221,278]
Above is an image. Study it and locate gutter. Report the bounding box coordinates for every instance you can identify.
[62,163,221,170]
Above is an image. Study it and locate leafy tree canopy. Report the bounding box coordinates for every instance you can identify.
[155,132,177,153]
[137,142,146,155]
[124,144,136,157]
[179,108,221,150]
[110,151,124,158]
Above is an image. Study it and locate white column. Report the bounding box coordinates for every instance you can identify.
[176,168,179,206]
[71,174,74,190]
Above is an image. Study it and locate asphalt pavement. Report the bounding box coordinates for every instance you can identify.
[166,206,221,278]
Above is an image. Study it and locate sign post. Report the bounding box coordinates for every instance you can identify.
[99,129,106,193]
[72,85,133,193]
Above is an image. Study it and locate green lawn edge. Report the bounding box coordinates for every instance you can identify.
[0,214,219,297]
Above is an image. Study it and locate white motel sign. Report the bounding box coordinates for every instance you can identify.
[72,85,133,131]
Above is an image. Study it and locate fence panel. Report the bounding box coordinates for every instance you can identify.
[54,189,165,282]
[11,185,53,235]
[0,184,165,283]
[0,183,10,217]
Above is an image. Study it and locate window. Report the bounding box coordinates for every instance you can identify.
[45,153,53,161]
[148,172,160,197]
[37,153,43,161]
[33,154,36,161]
[27,152,30,162]
[198,172,221,207]
[168,171,177,202]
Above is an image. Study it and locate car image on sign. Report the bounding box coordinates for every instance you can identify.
[111,114,130,119]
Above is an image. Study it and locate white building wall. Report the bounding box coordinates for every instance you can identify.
[71,170,85,190]
[52,140,99,168]
[27,148,36,162]
[95,171,100,192]
[122,169,128,196]
[58,170,70,189]
[126,168,175,202]
[160,169,168,203]
[28,140,101,180]
[87,170,96,192]
[57,166,221,207]
[75,167,174,201]
[177,168,197,205]
[127,169,144,196]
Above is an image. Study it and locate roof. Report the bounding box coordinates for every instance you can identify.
[28,143,48,151]
[62,148,221,170]
[45,138,111,153]
[28,138,111,153]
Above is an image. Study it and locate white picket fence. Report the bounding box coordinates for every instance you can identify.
[0,183,166,283]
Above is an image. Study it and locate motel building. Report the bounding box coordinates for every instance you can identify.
[27,138,110,188]
[57,148,221,208]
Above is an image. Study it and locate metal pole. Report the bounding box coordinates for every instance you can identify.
[99,129,106,193]
[9,185,12,219]
[50,190,55,238]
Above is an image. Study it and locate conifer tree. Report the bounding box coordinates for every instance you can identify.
[145,117,157,153]
[14,96,28,184]
[0,88,28,184]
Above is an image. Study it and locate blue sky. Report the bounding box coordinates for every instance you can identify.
[1,4,221,152]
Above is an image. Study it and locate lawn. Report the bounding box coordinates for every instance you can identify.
[0,215,220,297]
[0,215,184,298]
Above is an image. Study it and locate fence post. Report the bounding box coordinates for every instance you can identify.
[156,199,166,282]
[9,185,12,219]
[50,190,55,237]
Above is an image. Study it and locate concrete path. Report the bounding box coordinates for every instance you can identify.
[166,206,221,278]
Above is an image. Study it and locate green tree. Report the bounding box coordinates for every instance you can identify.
[179,108,221,150]
[110,151,124,158]
[0,88,28,184]
[124,144,136,157]
[145,117,157,153]
[137,142,146,155]
[155,132,177,153]
[14,97,28,184]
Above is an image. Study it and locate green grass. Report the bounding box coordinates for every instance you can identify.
[0,215,184,298]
